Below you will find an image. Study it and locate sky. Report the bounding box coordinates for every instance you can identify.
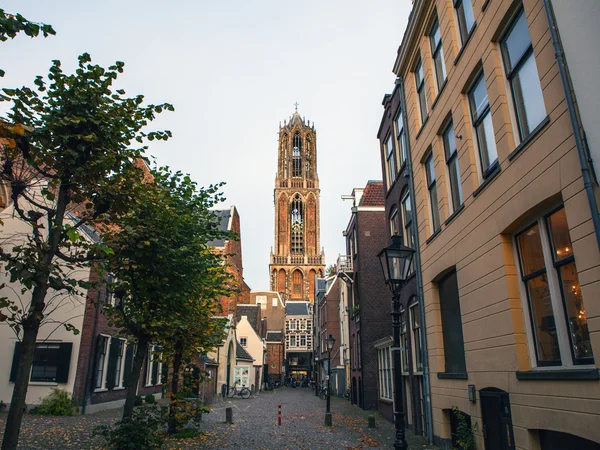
[1,0,412,291]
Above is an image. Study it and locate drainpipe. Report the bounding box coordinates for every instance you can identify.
[397,77,434,444]
[542,0,600,250]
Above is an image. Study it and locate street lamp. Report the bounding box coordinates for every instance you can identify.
[378,235,415,450]
[314,353,320,397]
[324,334,336,426]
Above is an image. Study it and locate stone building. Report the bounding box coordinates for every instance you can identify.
[381,0,600,448]
[269,109,325,303]
[284,301,313,380]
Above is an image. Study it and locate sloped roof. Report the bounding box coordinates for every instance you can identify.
[236,341,254,362]
[204,355,218,366]
[360,180,385,207]
[207,209,231,247]
[285,301,310,316]
[237,305,260,334]
[266,331,283,342]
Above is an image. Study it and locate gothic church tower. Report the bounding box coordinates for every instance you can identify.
[269,109,325,303]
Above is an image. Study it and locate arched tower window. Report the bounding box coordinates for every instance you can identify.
[292,269,303,299]
[282,134,288,179]
[290,194,304,254]
[278,269,286,295]
[292,133,302,177]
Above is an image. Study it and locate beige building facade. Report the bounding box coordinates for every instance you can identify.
[389,0,600,448]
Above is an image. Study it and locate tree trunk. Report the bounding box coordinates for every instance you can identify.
[168,339,184,434]
[122,335,149,421]
[1,285,47,450]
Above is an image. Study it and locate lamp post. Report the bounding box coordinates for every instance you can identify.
[324,334,335,426]
[314,354,320,397]
[378,235,415,450]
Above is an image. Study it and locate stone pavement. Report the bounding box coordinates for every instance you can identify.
[195,387,440,449]
[0,387,441,449]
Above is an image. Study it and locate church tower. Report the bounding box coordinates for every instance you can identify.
[270,108,325,303]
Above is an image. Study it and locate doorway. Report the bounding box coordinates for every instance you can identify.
[480,388,515,450]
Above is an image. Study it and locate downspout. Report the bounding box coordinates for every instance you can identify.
[398,77,434,444]
[542,0,600,250]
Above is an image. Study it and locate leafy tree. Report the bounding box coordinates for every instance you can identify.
[0,54,172,450]
[326,264,337,277]
[102,167,232,421]
[0,9,55,77]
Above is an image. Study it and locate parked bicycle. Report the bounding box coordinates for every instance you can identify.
[342,388,351,400]
[227,384,251,399]
[319,385,329,399]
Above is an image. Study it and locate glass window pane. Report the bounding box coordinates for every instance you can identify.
[462,0,475,36]
[419,87,427,121]
[558,262,593,362]
[470,75,489,121]
[527,274,561,364]
[518,224,546,275]
[449,157,463,209]
[443,123,457,160]
[434,50,446,88]
[477,112,497,172]
[547,207,573,261]
[395,111,404,135]
[503,10,532,72]
[430,185,440,230]
[426,155,435,186]
[431,21,441,49]
[415,60,423,86]
[513,54,546,136]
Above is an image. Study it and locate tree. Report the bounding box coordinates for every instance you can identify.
[101,167,233,421]
[0,9,55,77]
[0,54,172,450]
[326,264,337,277]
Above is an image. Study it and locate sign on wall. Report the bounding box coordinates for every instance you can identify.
[234,366,249,387]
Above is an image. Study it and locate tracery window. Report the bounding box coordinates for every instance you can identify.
[293,133,303,177]
[290,195,304,253]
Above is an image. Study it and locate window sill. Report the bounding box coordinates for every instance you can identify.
[415,115,430,140]
[94,388,108,393]
[473,161,501,198]
[379,398,393,405]
[482,0,491,11]
[516,368,599,381]
[444,203,465,226]
[453,23,477,66]
[113,387,125,391]
[507,115,551,161]
[425,227,442,245]
[437,372,468,380]
[430,79,448,111]
[30,381,59,386]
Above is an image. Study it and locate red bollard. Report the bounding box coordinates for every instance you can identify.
[278,404,281,426]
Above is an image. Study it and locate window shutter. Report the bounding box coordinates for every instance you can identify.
[9,342,22,382]
[123,345,134,387]
[55,343,73,383]
[105,338,120,390]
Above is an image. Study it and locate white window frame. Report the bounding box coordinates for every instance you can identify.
[376,341,393,401]
[395,110,407,167]
[513,207,594,370]
[290,335,297,347]
[300,320,306,331]
[240,337,248,347]
[300,335,306,347]
[94,334,110,392]
[289,320,297,330]
[114,339,126,389]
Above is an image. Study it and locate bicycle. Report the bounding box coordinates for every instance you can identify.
[319,385,329,399]
[342,388,351,400]
[227,384,251,399]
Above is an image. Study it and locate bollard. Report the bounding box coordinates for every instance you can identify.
[225,407,233,424]
[368,415,376,428]
[278,404,281,426]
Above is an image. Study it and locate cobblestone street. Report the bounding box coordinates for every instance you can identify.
[0,388,440,449]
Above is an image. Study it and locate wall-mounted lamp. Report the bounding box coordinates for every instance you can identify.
[468,384,476,403]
